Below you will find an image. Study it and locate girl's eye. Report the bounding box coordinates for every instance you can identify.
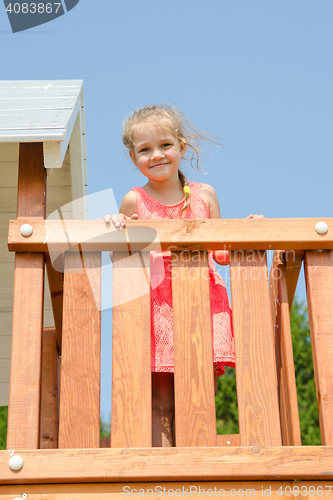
[139,147,149,153]
[162,143,171,148]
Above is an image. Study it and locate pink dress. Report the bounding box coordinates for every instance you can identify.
[131,181,235,376]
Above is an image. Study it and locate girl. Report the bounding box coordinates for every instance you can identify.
[105,105,236,447]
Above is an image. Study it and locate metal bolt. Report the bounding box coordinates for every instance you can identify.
[20,224,33,237]
[9,455,24,470]
[315,222,328,235]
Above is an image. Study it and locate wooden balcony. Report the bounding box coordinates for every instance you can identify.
[1,144,333,498]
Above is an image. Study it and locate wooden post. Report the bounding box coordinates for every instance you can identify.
[111,251,151,448]
[230,250,282,446]
[58,251,101,448]
[304,250,333,445]
[45,252,63,353]
[7,143,46,450]
[269,251,301,445]
[172,251,217,447]
[40,328,59,449]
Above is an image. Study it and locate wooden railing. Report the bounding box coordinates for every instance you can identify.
[5,216,333,452]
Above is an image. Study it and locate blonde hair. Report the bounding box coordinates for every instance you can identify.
[123,105,212,214]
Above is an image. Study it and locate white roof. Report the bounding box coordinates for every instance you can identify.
[0,80,85,169]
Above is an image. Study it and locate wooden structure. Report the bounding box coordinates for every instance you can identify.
[2,84,333,498]
[0,80,87,407]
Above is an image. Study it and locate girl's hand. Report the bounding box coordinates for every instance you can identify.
[246,214,265,219]
[104,213,138,228]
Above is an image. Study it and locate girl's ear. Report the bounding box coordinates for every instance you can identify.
[180,140,186,158]
[129,150,135,162]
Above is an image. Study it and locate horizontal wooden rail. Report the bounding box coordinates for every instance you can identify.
[8,217,333,252]
[1,447,333,483]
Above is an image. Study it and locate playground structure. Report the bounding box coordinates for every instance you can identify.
[1,82,333,499]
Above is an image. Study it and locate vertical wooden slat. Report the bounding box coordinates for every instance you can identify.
[230,250,282,446]
[58,251,101,449]
[270,251,301,445]
[111,251,151,448]
[40,328,59,449]
[304,250,333,445]
[285,250,304,310]
[45,252,63,353]
[172,251,216,447]
[7,143,46,450]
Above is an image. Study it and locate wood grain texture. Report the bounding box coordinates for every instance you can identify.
[285,250,304,309]
[172,251,216,447]
[111,251,151,448]
[58,252,101,449]
[45,252,63,352]
[40,328,59,449]
[216,434,240,446]
[229,250,282,446]
[304,250,333,445]
[1,481,333,500]
[8,218,333,253]
[2,447,333,483]
[7,142,46,450]
[269,251,301,445]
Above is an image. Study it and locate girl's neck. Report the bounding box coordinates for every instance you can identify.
[144,175,185,204]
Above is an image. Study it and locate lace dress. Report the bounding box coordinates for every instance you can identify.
[131,181,235,376]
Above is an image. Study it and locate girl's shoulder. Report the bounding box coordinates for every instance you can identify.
[119,189,137,217]
[197,183,220,218]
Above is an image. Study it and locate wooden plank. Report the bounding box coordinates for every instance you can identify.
[229,250,282,446]
[0,142,19,161]
[0,162,18,187]
[2,447,333,483]
[58,252,101,449]
[217,434,240,446]
[45,252,63,352]
[1,186,72,212]
[304,250,333,445]
[2,481,333,500]
[269,251,301,445]
[111,251,151,448]
[40,328,58,449]
[7,143,46,450]
[8,218,333,253]
[172,251,216,447]
[285,250,304,309]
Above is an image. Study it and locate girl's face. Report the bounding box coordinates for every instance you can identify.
[129,122,186,182]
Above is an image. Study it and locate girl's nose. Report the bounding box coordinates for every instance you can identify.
[151,148,165,160]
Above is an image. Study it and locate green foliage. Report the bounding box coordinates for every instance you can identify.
[215,298,320,445]
[100,412,111,438]
[0,406,8,450]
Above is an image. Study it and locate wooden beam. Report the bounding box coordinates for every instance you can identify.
[45,252,63,352]
[285,250,304,309]
[1,481,333,499]
[8,217,333,253]
[2,447,333,483]
[111,251,151,448]
[7,143,46,450]
[58,252,101,449]
[172,251,216,447]
[304,250,333,445]
[269,251,301,445]
[217,434,240,446]
[229,250,282,446]
[40,328,59,449]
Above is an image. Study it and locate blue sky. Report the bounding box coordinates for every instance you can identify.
[2,0,332,419]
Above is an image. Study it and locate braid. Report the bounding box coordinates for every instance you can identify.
[178,170,190,214]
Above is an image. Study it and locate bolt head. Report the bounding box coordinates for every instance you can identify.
[9,455,24,470]
[315,222,328,235]
[20,224,33,237]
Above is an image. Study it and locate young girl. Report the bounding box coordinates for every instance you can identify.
[105,105,236,447]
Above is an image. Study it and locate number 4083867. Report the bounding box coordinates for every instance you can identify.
[6,3,62,14]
